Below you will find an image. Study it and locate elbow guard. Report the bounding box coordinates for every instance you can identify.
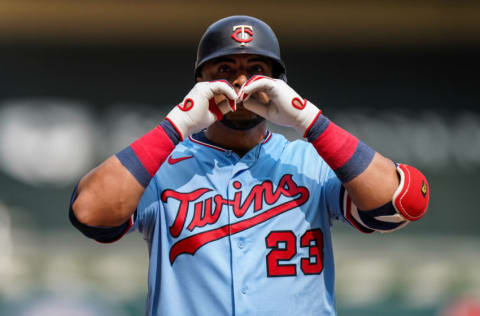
[344,163,429,233]
[393,163,429,221]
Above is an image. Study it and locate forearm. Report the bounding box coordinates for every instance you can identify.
[240,77,401,210]
[71,81,236,230]
[306,114,401,210]
[307,114,428,220]
[239,76,428,226]
[343,152,399,210]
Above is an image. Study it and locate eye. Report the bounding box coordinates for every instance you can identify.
[218,64,232,73]
[250,64,266,75]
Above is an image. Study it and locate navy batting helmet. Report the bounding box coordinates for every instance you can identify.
[194,16,287,81]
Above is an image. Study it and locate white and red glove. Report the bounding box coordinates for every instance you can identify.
[239,75,321,136]
[166,80,237,140]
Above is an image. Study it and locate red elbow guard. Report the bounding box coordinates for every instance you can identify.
[393,164,430,221]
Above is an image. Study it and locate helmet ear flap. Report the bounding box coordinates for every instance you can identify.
[194,15,287,81]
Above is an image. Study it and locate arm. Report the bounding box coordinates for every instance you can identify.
[72,121,178,228]
[71,81,237,233]
[343,152,398,210]
[304,115,399,211]
[241,76,429,225]
[304,104,429,222]
[73,155,146,227]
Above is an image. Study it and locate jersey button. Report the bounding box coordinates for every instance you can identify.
[241,286,248,294]
[238,241,244,249]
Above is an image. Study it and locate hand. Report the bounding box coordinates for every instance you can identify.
[166,80,237,140]
[239,75,321,136]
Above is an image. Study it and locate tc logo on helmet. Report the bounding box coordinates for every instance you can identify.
[231,25,253,46]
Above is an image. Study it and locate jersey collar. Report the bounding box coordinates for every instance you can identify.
[188,130,273,153]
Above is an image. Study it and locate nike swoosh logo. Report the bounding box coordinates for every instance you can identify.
[168,155,194,165]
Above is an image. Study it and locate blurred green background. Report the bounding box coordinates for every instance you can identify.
[0,1,479,315]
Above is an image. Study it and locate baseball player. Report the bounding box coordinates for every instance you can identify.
[70,16,430,315]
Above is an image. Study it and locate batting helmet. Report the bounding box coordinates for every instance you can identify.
[194,16,287,81]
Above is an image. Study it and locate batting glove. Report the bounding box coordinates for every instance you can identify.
[239,75,321,136]
[166,80,237,140]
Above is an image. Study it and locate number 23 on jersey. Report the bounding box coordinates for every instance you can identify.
[265,229,324,277]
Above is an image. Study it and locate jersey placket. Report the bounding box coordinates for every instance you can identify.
[227,146,262,316]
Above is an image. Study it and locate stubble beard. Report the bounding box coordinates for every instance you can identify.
[220,116,265,130]
[219,98,266,130]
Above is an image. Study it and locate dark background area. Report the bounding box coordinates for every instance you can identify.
[0,44,477,111]
[1,43,478,234]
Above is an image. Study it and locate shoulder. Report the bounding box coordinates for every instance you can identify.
[265,133,333,177]
[269,133,322,161]
[266,132,310,150]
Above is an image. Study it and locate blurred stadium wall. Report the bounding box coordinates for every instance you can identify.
[0,1,479,315]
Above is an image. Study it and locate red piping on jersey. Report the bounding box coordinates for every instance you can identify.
[263,131,272,144]
[188,136,226,152]
[189,131,272,151]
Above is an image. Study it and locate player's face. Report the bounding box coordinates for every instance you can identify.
[198,54,273,130]
[199,54,273,86]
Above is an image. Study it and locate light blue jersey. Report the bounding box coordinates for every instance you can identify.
[134,131,351,316]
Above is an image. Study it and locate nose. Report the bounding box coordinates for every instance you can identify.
[232,74,248,92]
